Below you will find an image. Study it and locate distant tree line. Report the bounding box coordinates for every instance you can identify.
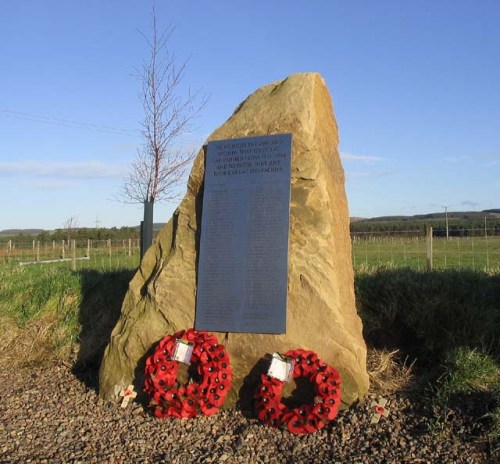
[2,227,141,244]
[351,217,500,237]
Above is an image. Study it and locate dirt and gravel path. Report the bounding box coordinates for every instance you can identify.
[0,364,493,463]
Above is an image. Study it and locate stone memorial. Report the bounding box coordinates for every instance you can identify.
[196,134,292,334]
[99,72,369,408]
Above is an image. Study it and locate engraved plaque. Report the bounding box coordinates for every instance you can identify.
[195,134,292,333]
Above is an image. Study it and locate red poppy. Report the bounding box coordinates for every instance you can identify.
[186,383,200,398]
[172,329,185,339]
[303,418,320,434]
[184,328,197,342]
[158,336,176,354]
[180,398,197,418]
[300,352,319,374]
[211,345,230,364]
[260,406,283,427]
[152,390,164,404]
[312,403,330,421]
[201,361,219,377]
[200,399,218,416]
[317,381,337,397]
[163,389,177,402]
[166,404,183,419]
[287,418,308,435]
[215,369,232,386]
[154,406,168,418]
[213,377,231,399]
[197,349,210,364]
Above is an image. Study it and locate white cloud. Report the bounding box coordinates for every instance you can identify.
[341,152,385,164]
[444,155,472,162]
[0,161,126,179]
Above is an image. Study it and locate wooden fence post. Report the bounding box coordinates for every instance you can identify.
[87,239,91,258]
[426,226,433,270]
[36,241,40,262]
[128,238,132,256]
[62,240,65,259]
[71,240,76,271]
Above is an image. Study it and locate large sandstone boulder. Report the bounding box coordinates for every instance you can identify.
[99,72,369,408]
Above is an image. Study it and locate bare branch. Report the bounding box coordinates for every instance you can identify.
[63,216,78,243]
[121,8,208,206]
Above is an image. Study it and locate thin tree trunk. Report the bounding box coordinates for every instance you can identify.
[141,200,154,258]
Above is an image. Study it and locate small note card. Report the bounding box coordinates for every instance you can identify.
[172,339,194,365]
[267,353,294,382]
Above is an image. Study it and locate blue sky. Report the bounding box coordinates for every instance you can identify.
[1,1,499,230]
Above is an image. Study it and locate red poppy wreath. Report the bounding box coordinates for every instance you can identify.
[254,349,341,434]
[144,328,232,419]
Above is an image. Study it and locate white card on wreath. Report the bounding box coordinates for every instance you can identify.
[172,340,194,365]
[268,353,294,382]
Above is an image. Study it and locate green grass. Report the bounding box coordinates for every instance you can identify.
[0,264,81,325]
[1,240,140,269]
[0,263,134,367]
[352,236,500,271]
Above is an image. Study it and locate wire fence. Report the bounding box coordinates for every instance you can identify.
[1,239,141,270]
[2,230,500,272]
[352,231,500,271]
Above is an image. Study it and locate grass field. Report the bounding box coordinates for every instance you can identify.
[352,235,500,271]
[1,239,141,270]
[4,235,500,272]
[0,246,499,454]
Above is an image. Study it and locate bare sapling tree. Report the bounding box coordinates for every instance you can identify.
[63,216,78,245]
[122,9,207,257]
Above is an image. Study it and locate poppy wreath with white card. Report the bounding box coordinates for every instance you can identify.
[144,328,232,419]
[254,349,341,434]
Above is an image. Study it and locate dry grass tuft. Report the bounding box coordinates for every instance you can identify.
[367,348,416,395]
[0,315,60,367]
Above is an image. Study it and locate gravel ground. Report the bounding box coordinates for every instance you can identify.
[0,364,494,463]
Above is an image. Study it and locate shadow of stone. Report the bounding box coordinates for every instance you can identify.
[446,390,497,421]
[355,268,500,364]
[132,342,160,409]
[281,377,317,410]
[194,144,207,290]
[237,354,272,418]
[72,268,135,391]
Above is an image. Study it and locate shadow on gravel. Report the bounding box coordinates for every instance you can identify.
[72,269,134,391]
